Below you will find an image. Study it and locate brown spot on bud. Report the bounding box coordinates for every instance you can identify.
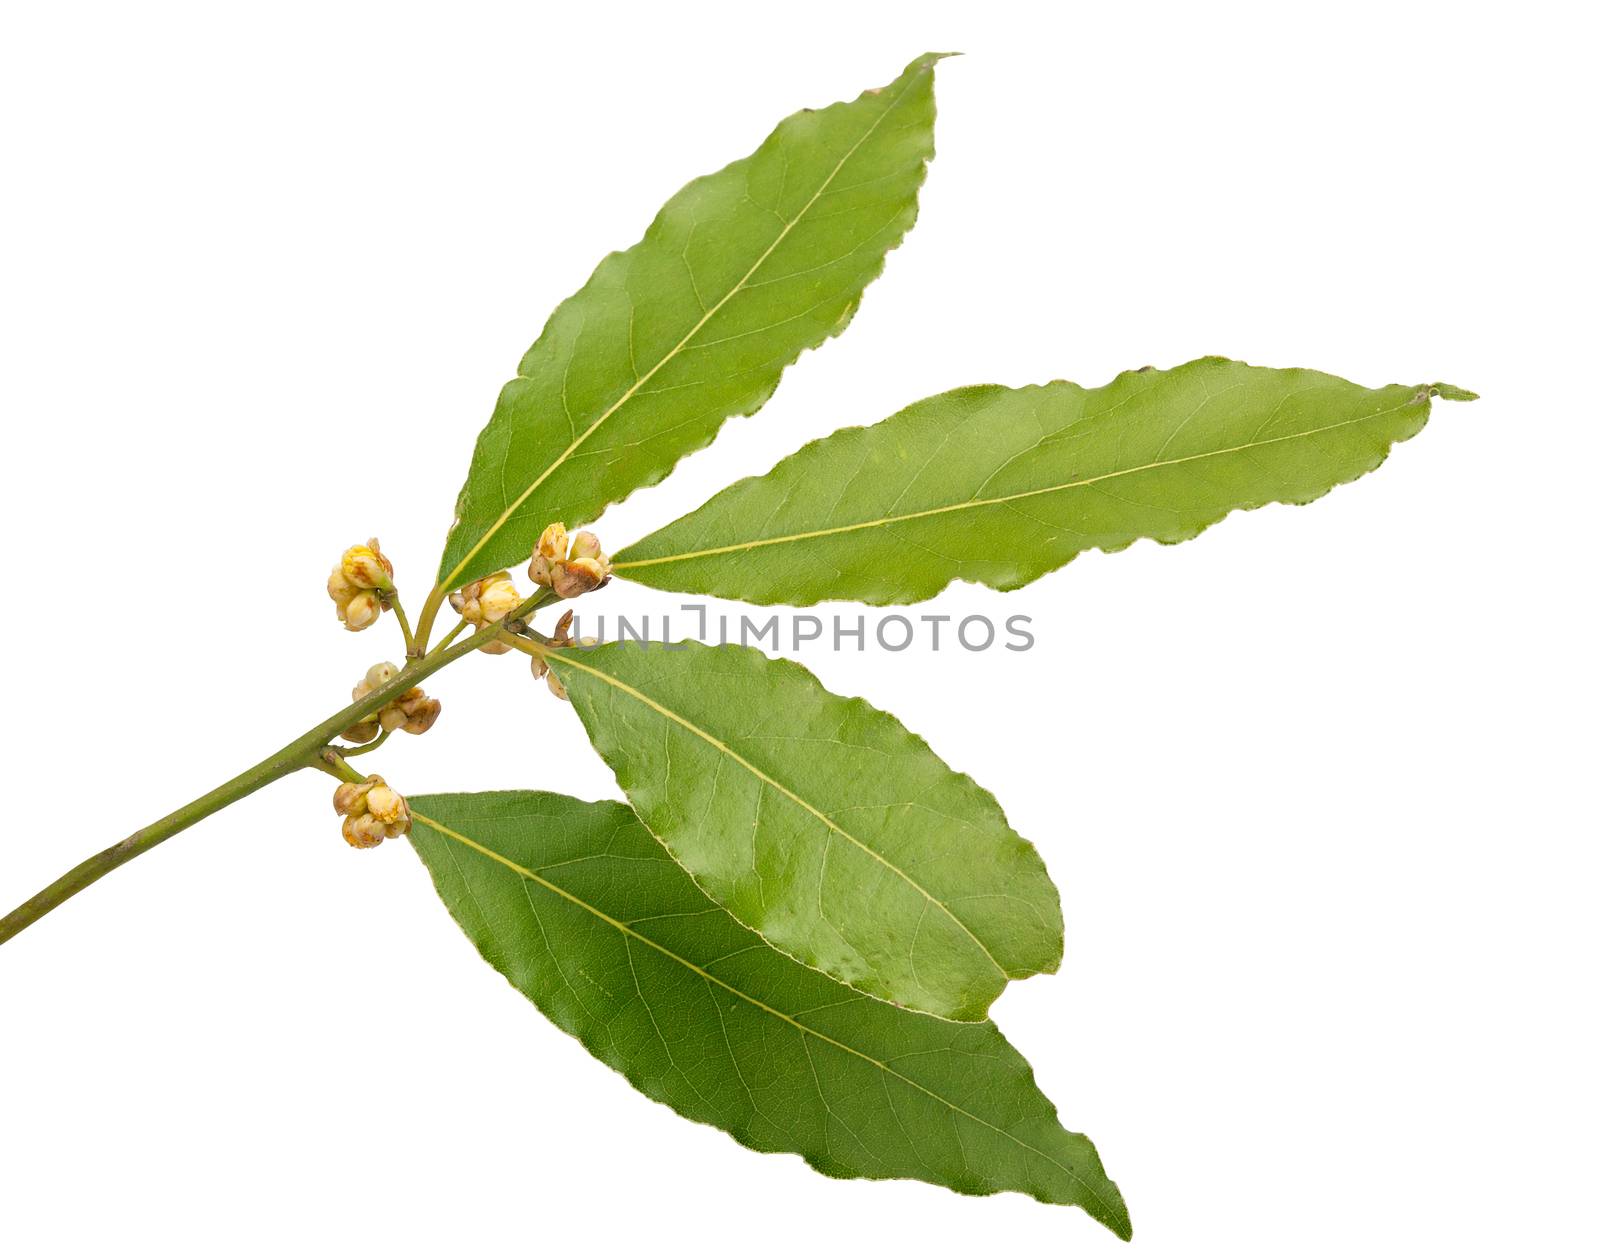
[536,522,570,562]
[342,718,382,744]
[552,555,610,600]
[341,539,394,590]
[334,774,410,845]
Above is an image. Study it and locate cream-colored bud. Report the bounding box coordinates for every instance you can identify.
[330,564,384,629]
[335,775,407,844]
[546,668,569,701]
[478,638,515,656]
[341,539,394,590]
[379,705,407,733]
[342,813,388,849]
[365,661,399,689]
[328,567,360,604]
[536,522,569,562]
[529,653,549,681]
[551,555,610,600]
[453,573,521,632]
[342,590,382,632]
[568,531,603,561]
[477,575,522,623]
[527,553,554,587]
[333,777,378,817]
[365,785,409,828]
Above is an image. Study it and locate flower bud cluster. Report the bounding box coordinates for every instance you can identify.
[528,523,611,600]
[341,662,441,744]
[327,539,394,632]
[449,571,524,654]
[332,774,411,848]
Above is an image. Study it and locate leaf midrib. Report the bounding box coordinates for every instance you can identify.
[614,396,1422,570]
[545,648,1010,989]
[441,64,932,591]
[413,808,1124,1225]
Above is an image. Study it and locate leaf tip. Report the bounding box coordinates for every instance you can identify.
[1429,382,1479,402]
[909,51,962,73]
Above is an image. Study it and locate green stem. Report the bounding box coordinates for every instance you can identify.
[427,618,470,658]
[499,634,548,661]
[388,593,416,656]
[0,754,305,946]
[412,583,450,655]
[339,728,391,757]
[319,750,366,784]
[0,597,544,947]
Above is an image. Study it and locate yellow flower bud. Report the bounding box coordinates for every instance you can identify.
[452,572,522,632]
[527,553,554,587]
[341,590,383,632]
[568,531,603,561]
[477,575,523,623]
[334,775,409,845]
[328,568,360,603]
[342,813,388,848]
[365,785,410,829]
[341,538,394,590]
[330,561,386,631]
[537,522,570,562]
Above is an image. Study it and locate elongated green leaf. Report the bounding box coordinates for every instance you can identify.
[438,54,948,591]
[613,359,1477,605]
[408,791,1129,1238]
[544,640,1061,1022]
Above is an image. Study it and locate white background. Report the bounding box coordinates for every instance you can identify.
[2,3,1595,1254]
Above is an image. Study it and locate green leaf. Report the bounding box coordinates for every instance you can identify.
[612,359,1477,605]
[437,54,948,592]
[408,790,1130,1239]
[545,640,1062,1022]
